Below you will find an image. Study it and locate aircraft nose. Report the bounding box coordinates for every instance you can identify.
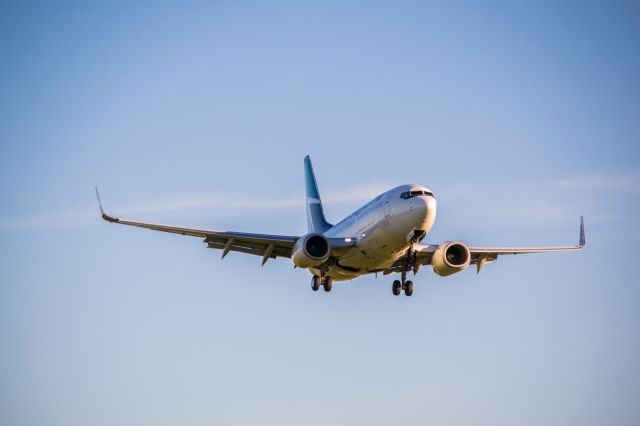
[413,195,429,214]
[413,195,436,223]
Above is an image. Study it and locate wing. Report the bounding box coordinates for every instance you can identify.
[385,217,585,275]
[96,187,297,264]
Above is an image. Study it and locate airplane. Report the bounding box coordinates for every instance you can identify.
[96,156,585,296]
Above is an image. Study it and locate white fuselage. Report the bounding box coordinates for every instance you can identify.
[311,184,436,281]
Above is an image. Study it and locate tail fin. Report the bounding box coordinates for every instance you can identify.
[304,156,332,233]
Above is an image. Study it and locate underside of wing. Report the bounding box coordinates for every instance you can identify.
[385,217,585,275]
[204,231,297,261]
[96,188,298,264]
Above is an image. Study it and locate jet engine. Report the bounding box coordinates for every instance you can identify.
[431,241,471,276]
[291,233,331,268]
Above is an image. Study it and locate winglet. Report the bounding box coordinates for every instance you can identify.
[579,216,585,247]
[94,186,119,223]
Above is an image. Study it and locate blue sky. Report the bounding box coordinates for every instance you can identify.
[1,1,639,425]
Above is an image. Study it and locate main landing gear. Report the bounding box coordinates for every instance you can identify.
[392,246,416,297]
[392,279,413,296]
[311,275,333,292]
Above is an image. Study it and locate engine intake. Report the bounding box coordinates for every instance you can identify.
[292,233,331,268]
[432,241,471,276]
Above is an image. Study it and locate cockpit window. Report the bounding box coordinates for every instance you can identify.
[400,190,434,199]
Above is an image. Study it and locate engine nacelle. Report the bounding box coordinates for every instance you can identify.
[431,241,471,277]
[291,233,331,268]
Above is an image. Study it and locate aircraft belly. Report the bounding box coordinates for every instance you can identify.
[332,221,409,276]
[312,206,431,281]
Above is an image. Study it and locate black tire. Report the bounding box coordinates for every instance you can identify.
[392,280,402,296]
[311,276,321,291]
[404,281,414,296]
[323,277,333,292]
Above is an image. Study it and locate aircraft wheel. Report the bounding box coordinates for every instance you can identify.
[392,280,402,296]
[311,276,321,291]
[323,277,333,292]
[404,281,414,297]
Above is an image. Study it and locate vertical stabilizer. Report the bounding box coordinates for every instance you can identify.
[304,156,332,233]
